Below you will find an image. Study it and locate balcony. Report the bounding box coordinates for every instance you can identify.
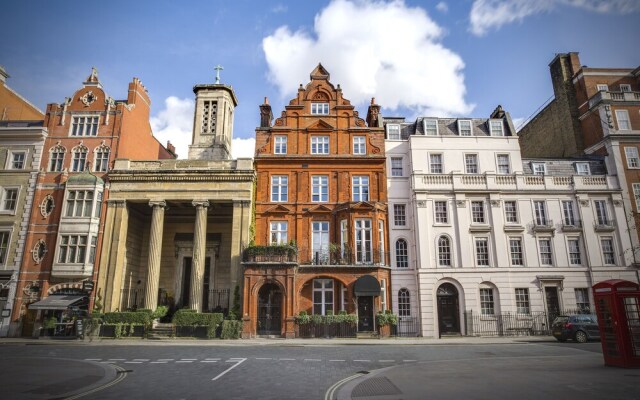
[242,244,298,264]
[561,220,583,232]
[594,219,616,232]
[532,219,555,233]
[588,90,640,109]
[298,246,388,267]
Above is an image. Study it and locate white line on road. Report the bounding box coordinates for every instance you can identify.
[132,359,149,361]
[304,359,321,362]
[279,358,295,361]
[354,360,371,362]
[85,358,101,361]
[205,358,221,361]
[212,358,247,381]
[379,360,395,362]
[108,359,125,361]
[255,357,272,360]
[100,361,116,364]
[180,359,198,361]
[176,361,193,363]
[200,360,218,363]
[329,360,345,362]
[403,360,417,362]
[157,359,174,361]
[150,361,168,364]
[124,361,142,364]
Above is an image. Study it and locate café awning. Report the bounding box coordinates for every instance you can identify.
[353,275,381,296]
[28,295,87,310]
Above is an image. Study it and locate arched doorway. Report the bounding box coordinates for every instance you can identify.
[437,283,460,336]
[257,283,282,336]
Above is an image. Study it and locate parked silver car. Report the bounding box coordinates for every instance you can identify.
[551,314,600,343]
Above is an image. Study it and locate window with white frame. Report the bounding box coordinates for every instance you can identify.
[562,201,576,226]
[340,220,348,257]
[438,236,451,266]
[311,175,328,202]
[58,234,90,264]
[313,279,333,315]
[504,201,518,223]
[310,103,329,115]
[394,204,406,226]
[89,236,97,263]
[94,145,110,172]
[311,136,329,154]
[352,176,369,201]
[594,200,609,225]
[387,124,400,140]
[391,157,403,177]
[270,221,288,244]
[71,145,88,172]
[625,147,640,168]
[341,283,347,312]
[620,84,632,92]
[0,231,10,265]
[71,116,99,136]
[49,145,65,172]
[1,188,18,212]
[355,219,372,264]
[475,238,490,266]
[9,151,26,169]
[616,110,631,130]
[271,176,288,202]
[312,221,329,264]
[538,238,553,265]
[633,183,640,210]
[465,154,479,173]
[434,201,448,224]
[596,84,609,92]
[575,288,591,312]
[534,200,548,226]
[380,279,387,311]
[398,288,411,317]
[531,162,546,175]
[489,119,504,136]
[509,238,523,266]
[424,119,438,135]
[95,192,102,218]
[274,135,287,154]
[353,136,366,155]
[471,201,485,223]
[479,288,495,315]
[515,288,530,314]
[496,154,510,174]
[601,237,615,265]
[568,238,582,265]
[378,220,385,265]
[65,190,94,217]
[458,120,472,136]
[429,153,443,173]
[396,239,408,268]
[575,162,590,175]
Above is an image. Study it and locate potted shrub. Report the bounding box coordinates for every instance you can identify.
[377,310,398,338]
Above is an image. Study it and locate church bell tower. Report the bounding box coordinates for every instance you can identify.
[188,65,238,160]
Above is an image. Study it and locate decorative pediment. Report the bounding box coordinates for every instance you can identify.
[310,63,330,80]
[307,204,333,214]
[264,204,292,214]
[350,201,376,211]
[306,119,333,130]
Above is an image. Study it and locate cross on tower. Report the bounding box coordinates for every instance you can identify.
[214,65,224,84]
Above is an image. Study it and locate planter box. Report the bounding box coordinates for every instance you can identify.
[175,325,209,338]
[99,324,146,338]
[99,325,116,337]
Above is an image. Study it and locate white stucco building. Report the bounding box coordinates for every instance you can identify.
[386,107,639,338]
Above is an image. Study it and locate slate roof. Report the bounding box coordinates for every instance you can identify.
[385,117,515,139]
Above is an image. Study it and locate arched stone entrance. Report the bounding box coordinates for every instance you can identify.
[257,283,282,336]
[437,283,460,336]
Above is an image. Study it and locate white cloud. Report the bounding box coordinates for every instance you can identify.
[436,2,448,13]
[262,0,474,117]
[470,0,640,36]
[151,96,255,160]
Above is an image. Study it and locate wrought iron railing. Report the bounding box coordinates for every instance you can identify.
[203,289,230,313]
[464,309,594,337]
[119,288,145,311]
[391,317,419,337]
[296,321,357,338]
[297,246,388,266]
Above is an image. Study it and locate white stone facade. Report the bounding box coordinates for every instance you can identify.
[386,115,639,338]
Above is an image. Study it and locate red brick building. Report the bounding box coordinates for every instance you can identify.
[11,68,175,336]
[243,65,391,338]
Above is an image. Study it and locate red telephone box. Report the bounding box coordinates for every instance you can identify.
[593,279,640,368]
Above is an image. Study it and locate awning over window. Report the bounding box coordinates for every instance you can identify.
[28,295,87,310]
[354,275,381,296]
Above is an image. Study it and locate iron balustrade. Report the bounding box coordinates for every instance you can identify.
[296,321,357,338]
[464,309,593,337]
[297,246,388,266]
[391,317,420,337]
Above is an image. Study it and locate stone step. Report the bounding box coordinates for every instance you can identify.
[356,332,379,339]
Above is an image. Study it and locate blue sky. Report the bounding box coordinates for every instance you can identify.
[1,0,639,158]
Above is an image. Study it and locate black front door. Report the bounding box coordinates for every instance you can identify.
[437,283,460,335]
[181,257,192,307]
[357,296,374,331]
[545,286,561,326]
[257,284,282,335]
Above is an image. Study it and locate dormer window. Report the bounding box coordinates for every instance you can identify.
[531,162,546,176]
[620,84,631,92]
[424,119,438,135]
[575,162,590,175]
[596,84,609,92]
[458,120,472,136]
[311,103,329,115]
[387,124,400,140]
[489,119,504,136]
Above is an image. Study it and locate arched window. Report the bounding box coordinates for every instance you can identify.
[71,144,88,172]
[94,143,110,172]
[438,236,451,266]
[49,143,66,172]
[398,288,410,317]
[395,239,408,268]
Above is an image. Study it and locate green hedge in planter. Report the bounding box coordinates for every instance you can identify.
[103,311,153,325]
[220,320,242,339]
[376,311,398,326]
[295,311,357,325]
[172,310,224,339]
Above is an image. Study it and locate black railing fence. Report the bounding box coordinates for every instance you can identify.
[464,309,593,337]
[391,317,420,337]
[296,322,357,338]
[297,246,388,266]
[204,289,230,313]
[120,288,145,311]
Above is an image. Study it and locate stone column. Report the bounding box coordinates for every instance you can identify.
[99,200,128,312]
[230,200,251,310]
[189,201,209,311]
[143,201,166,310]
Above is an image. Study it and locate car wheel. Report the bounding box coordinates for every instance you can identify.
[575,330,588,343]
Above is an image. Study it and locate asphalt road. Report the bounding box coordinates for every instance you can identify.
[0,341,636,400]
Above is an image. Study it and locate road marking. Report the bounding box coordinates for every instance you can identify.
[100,361,116,364]
[212,358,247,381]
[176,361,193,363]
[200,360,218,363]
[85,358,101,361]
[403,360,417,362]
[108,359,125,361]
[255,357,272,360]
[354,360,371,362]
[329,360,345,362]
[150,361,167,364]
[325,372,366,400]
[132,359,149,361]
[304,359,322,362]
[64,365,128,400]
[157,359,174,361]
[205,358,221,361]
[379,360,395,362]
[279,358,295,361]
[124,361,142,364]
[181,358,197,360]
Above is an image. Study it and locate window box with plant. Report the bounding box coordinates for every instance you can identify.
[295,311,358,338]
[242,242,298,263]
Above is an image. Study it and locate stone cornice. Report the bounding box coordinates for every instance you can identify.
[107,171,255,183]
